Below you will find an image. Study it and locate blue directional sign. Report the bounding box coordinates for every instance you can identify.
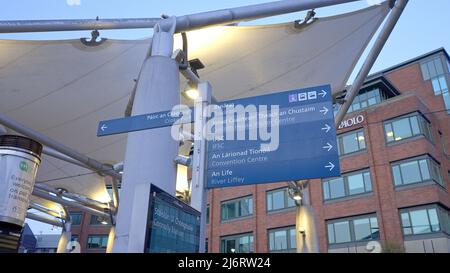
[97,108,193,137]
[206,84,340,189]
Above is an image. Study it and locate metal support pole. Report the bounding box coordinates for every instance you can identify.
[295,186,319,253]
[0,113,121,180]
[29,203,63,219]
[0,0,361,34]
[26,212,63,227]
[56,221,71,253]
[335,0,408,126]
[1,128,93,171]
[32,188,110,219]
[113,17,180,253]
[190,82,212,253]
[34,183,110,211]
[42,146,91,170]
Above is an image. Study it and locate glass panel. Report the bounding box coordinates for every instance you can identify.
[269,233,275,251]
[273,230,287,251]
[385,123,394,142]
[392,165,403,186]
[370,217,380,239]
[271,191,285,211]
[238,236,249,253]
[439,76,448,91]
[323,181,330,200]
[267,193,273,211]
[399,161,422,184]
[430,161,443,185]
[241,198,252,217]
[328,178,345,199]
[363,172,372,192]
[347,173,365,195]
[71,213,82,225]
[225,239,236,253]
[442,91,450,112]
[327,224,335,244]
[434,58,444,75]
[392,118,412,141]
[421,62,430,80]
[342,133,359,154]
[401,213,412,235]
[410,209,431,234]
[357,131,366,149]
[333,221,351,243]
[289,228,296,250]
[427,60,437,78]
[428,209,440,232]
[287,192,296,208]
[432,77,442,95]
[418,160,430,180]
[353,218,371,241]
[410,116,421,135]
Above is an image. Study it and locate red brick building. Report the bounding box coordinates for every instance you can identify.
[71,48,450,253]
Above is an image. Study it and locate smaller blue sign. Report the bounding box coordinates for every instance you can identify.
[97,109,193,137]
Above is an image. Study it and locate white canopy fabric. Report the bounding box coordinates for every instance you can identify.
[0,3,389,211]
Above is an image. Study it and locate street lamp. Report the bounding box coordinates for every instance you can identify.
[182,87,200,100]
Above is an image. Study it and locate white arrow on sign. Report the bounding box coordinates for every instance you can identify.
[322,143,333,152]
[325,162,335,171]
[319,90,327,98]
[100,124,108,132]
[320,106,329,115]
[321,124,331,133]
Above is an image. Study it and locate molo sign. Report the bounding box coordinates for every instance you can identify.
[338,114,365,130]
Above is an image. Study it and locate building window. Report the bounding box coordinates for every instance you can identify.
[400,205,450,236]
[221,196,253,221]
[220,233,253,253]
[71,235,79,242]
[347,88,382,113]
[70,212,82,226]
[420,57,450,114]
[268,226,296,253]
[384,113,433,143]
[322,169,372,201]
[87,235,108,249]
[337,129,366,156]
[90,215,110,225]
[391,156,444,187]
[266,187,296,212]
[106,183,121,200]
[327,214,379,245]
[431,75,449,96]
[206,205,210,224]
[421,57,445,81]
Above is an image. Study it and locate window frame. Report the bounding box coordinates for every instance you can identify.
[86,235,109,249]
[347,88,382,114]
[390,155,445,188]
[220,195,253,222]
[322,169,373,202]
[326,214,380,246]
[70,212,82,226]
[267,226,297,253]
[383,112,433,144]
[220,233,254,253]
[266,187,296,212]
[399,204,450,237]
[337,128,367,156]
